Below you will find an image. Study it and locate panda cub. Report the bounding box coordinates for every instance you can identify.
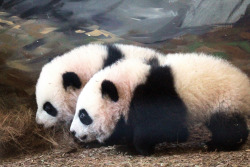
[36,43,165,128]
[70,53,250,155]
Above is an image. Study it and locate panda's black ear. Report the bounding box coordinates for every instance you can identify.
[101,80,119,102]
[62,72,82,90]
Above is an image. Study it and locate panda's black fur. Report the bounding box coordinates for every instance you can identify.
[103,45,125,69]
[62,72,82,90]
[102,64,248,155]
[128,66,189,155]
[101,65,188,155]
[146,57,159,67]
[206,112,248,151]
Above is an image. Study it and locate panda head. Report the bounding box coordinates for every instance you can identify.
[36,60,82,128]
[35,43,115,128]
[70,58,151,143]
[70,77,126,143]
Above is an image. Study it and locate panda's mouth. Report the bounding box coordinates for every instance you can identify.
[75,133,97,143]
[73,135,85,143]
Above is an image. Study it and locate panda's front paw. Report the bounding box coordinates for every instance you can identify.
[205,140,218,151]
[133,142,155,156]
[133,127,155,155]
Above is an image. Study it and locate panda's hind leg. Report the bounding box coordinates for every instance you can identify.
[206,112,249,151]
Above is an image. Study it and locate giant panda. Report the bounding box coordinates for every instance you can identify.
[36,43,166,128]
[70,53,250,155]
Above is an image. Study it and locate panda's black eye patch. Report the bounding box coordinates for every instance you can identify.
[43,102,57,117]
[79,109,93,125]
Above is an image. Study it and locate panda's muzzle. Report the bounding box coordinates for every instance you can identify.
[70,130,87,141]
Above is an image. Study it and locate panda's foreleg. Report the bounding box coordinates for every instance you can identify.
[205,112,249,151]
[133,126,156,156]
[132,121,189,156]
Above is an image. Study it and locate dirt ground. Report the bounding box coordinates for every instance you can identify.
[1,123,249,167]
[1,140,249,167]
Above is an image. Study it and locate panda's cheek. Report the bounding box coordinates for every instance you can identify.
[43,122,54,128]
[37,111,58,128]
[44,117,57,128]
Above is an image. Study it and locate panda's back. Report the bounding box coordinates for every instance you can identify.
[165,53,250,122]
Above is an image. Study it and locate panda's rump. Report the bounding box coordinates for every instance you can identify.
[166,53,250,123]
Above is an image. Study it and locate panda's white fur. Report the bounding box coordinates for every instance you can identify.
[36,44,165,128]
[70,53,250,155]
[164,54,250,123]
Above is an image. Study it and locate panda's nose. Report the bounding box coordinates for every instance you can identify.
[71,131,76,137]
[81,135,87,140]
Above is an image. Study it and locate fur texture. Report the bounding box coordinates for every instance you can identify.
[127,66,189,155]
[71,53,250,155]
[36,44,166,128]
